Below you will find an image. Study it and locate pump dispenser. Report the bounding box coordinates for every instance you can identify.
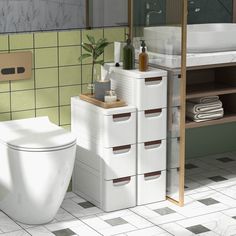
[123,34,135,70]
[139,40,148,72]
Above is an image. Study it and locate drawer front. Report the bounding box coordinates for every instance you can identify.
[137,140,166,174]
[103,144,136,180]
[137,171,166,205]
[167,106,180,138]
[138,108,167,143]
[167,137,180,169]
[102,176,136,211]
[137,76,167,110]
[103,111,136,147]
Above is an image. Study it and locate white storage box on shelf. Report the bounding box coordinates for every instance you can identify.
[71,97,137,211]
[104,64,167,110]
[103,64,168,205]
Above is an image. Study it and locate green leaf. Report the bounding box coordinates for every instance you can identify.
[78,53,91,62]
[82,43,93,53]
[96,38,108,47]
[94,60,104,65]
[87,34,95,45]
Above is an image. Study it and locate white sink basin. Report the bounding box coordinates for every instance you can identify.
[143,24,236,55]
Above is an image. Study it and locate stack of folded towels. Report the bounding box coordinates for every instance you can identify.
[186,96,224,122]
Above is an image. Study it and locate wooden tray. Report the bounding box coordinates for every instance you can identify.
[79,93,126,109]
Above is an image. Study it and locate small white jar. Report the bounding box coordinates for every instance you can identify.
[104,90,117,103]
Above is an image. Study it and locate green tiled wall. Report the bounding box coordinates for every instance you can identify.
[0,27,127,130]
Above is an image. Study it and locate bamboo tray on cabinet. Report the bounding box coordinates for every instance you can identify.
[79,93,126,109]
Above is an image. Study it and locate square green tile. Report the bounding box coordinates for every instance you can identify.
[36,107,59,125]
[59,46,81,66]
[10,33,33,50]
[59,30,81,46]
[36,88,58,108]
[60,105,71,125]
[0,81,10,92]
[35,48,58,68]
[82,29,103,44]
[12,110,35,120]
[35,68,58,88]
[34,32,57,48]
[11,75,35,91]
[104,43,114,62]
[81,64,101,84]
[60,85,81,106]
[11,90,35,111]
[59,66,81,86]
[0,93,10,112]
[104,27,126,42]
[0,35,8,51]
[0,113,11,121]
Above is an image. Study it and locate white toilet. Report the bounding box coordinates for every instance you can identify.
[0,117,76,224]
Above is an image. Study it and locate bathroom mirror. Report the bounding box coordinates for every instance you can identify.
[0,0,129,33]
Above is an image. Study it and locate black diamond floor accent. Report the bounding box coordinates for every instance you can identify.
[52,228,75,236]
[198,198,219,206]
[233,216,236,220]
[217,157,235,163]
[185,163,198,169]
[154,207,176,216]
[78,201,95,209]
[186,224,210,234]
[208,175,228,182]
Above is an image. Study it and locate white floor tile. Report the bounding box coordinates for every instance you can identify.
[0,230,31,236]
[0,212,22,233]
[26,226,54,236]
[125,226,172,236]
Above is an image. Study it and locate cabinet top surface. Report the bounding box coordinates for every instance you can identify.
[71,96,136,115]
[104,63,167,78]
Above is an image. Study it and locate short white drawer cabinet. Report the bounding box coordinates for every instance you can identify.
[71,97,137,211]
[104,64,168,205]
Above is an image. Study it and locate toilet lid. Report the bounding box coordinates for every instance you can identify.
[0,117,76,151]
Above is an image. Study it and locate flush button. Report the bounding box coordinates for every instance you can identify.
[1,68,15,75]
[17,67,25,74]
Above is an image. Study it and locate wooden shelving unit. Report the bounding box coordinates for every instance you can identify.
[185,66,236,129]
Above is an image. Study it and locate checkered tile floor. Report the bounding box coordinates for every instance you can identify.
[1,152,236,235]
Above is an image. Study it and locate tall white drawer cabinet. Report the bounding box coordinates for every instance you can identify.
[71,97,137,211]
[103,64,168,205]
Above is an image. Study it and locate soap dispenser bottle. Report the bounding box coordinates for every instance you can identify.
[139,40,148,72]
[123,34,135,70]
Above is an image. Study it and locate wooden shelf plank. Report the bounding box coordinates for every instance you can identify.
[185,113,236,129]
[186,82,236,99]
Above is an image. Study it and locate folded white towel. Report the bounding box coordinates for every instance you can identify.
[186,108,224,122]
[186,100,222,114]
[189,96,220,104]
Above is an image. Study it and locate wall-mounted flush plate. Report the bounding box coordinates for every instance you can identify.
[0,51,32,82]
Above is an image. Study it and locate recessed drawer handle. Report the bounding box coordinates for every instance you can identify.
[144,140,162,149]
[113,145,131,154]
[144,108,162,117]
[144,171,161,180]
[113,176,131,186]
[145,77,162,85]
[113,113,131,122]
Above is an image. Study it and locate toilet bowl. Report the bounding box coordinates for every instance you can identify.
[0,117,76,224]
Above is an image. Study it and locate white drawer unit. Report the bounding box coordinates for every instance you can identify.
[138,139,166,174]
[138,108,167,143]
[73,161,136,212]
[104,64,167,110]
[71,97,136,148]
[137,170,166,205]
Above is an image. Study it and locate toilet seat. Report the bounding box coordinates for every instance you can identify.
[0,117,76,152]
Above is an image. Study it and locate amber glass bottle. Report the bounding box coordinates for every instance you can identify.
[139,40,148,72]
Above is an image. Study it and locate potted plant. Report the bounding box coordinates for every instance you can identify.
[79,34,110,98]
